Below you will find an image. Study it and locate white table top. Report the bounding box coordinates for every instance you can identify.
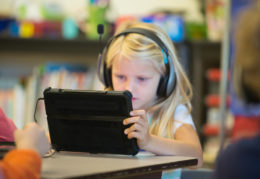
[41,151,197,179]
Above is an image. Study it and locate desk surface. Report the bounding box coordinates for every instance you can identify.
[41,151,197,179]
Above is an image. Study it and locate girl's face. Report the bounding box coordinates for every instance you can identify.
[112,56,161,110]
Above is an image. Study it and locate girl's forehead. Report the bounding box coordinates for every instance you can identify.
[114,56,154,68]
[113,57,160,74]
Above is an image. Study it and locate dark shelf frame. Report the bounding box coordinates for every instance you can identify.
[0,36,104,54]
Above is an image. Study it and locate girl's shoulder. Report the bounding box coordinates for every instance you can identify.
[174,104,190,118]
[173,104,195,129]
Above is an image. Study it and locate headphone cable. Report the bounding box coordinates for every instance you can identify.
[34,97,44,123]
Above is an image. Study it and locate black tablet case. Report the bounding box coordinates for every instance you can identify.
[43,87,139,155]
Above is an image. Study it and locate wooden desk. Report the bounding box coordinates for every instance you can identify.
[41,151,197,179]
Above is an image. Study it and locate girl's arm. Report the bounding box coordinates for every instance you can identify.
[143,124,203,168]
[124,110,203,168]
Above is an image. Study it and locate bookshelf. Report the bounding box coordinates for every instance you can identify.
[188,41,234,166]
[0,37,103,129]
[0,37,222,142]
[0,37,101,72]
[186,40,224,167]
[202,68,233,165]
[188,40,221,140]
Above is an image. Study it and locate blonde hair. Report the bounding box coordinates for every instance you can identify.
[105,21,193,138]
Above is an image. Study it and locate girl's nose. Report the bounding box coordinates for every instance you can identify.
[124,80,134,92]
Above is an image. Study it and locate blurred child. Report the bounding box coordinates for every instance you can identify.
[0,122,50,179]
[230,1,260,141]
[213,5,260,179]
[0,108,16,142]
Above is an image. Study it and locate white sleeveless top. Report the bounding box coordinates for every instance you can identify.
[148,104,195,135]
[148,104,196,179]
[172,104,195,134]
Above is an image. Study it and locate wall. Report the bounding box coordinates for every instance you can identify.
[0,0,203,22]
[108,0,203,22]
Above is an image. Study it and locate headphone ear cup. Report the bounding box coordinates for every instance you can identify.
[104,65,113,88]
[157,76,169,97]
[97,47,113,88]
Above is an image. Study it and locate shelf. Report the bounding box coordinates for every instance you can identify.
[0,37,218,53]
[0,36,104,54]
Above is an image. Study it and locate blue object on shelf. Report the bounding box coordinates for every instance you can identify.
[140,15,154,23]
[140,14,185,43]
[44,62,87,73]
[0,18,12,34]
[9,21,19,37]
[165,15,185,43]
[62,18,78,39]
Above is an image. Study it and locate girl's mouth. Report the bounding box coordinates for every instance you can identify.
[132,97,137,101]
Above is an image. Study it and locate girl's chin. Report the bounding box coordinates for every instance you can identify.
[132,103,146,110]
[132,104,140,110]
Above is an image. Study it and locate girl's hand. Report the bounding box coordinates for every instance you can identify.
[123,110,151,149]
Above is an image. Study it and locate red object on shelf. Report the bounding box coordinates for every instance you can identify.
[34,21,44,38]
[206,68,230,81]
[205,94,231,107]
[202,124,231,136]
[202,124,219,136]
[206,68,221,81]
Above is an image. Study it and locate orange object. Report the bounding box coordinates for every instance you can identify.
[0,150,41,179]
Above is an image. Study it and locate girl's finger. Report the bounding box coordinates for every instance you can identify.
[124,123,142,134]
[130,110,148,124]
[130,110,145,117]
[124,117,145,127]
[127,131,140,139]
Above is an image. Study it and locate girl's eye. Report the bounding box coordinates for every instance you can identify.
[137,77,148,82]
[116,75,125,80]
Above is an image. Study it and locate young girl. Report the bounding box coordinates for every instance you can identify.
[97,21,203,178]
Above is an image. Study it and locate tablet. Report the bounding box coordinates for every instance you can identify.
[43,87,139,155]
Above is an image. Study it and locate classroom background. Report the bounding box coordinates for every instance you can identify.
[0,0,255,170]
